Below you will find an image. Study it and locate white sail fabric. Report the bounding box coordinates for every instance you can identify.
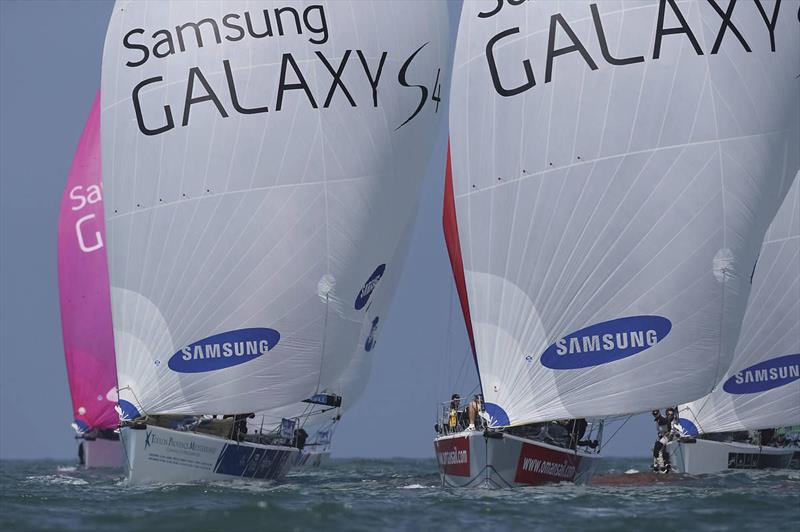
[255,218,415,427]
[448,0,799,425]
[680,177,800,435]
[101,0,451,416]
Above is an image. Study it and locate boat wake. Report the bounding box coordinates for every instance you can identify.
[25,474,88,486]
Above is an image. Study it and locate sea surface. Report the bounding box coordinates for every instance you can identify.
[1,458,798,531]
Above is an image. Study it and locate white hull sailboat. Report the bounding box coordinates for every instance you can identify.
[668,438,794,475]
[121,425,298,485]
[439,0,798,487]
[100,0,453,485]
[674,178,800,475]
[435,430,600,488]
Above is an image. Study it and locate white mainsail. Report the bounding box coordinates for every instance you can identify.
[101,1,452,417]
[680,176,799,435]
[447,0,799,426]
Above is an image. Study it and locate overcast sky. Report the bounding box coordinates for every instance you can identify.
[0,0,652,461]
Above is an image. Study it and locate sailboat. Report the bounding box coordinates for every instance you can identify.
[99,0,452,484]
[58,92,122,468]
[671,177,799,474]
[435,0,799,487]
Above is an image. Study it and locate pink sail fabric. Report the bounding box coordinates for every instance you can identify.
[58,92,118,432]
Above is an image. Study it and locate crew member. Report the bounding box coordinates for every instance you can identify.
[652,407,677,473]
[565,418,589,449]
[467,394,484,431]
[295,428,308,450]
[448,394,460,433]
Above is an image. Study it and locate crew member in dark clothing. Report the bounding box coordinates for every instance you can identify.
[759,428,775,446]
[227,413,255,441]
[295,428,309,450]
[565,418,589,449]
[652,407,677,473]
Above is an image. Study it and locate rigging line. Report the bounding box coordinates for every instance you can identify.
[601,415,632,450]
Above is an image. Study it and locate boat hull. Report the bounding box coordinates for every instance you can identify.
[434,431,600,488]
[120,425,299,485]
[667,438,794,474]
[81,437,123,468]
[295,449,331,467]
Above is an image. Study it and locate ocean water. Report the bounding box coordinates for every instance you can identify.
[1,458,798,531]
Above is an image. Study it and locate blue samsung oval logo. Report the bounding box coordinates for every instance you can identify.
[354,264,386,310]
[168,328,280,374]
[539,315,672,370]
[722,353,800,395]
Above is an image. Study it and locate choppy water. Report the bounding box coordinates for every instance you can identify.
[1,458,798,531]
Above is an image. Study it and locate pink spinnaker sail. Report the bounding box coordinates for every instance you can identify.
[58,92,118,432]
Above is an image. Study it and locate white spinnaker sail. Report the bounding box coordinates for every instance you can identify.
[447,0,799,426]
[680,177,799,435]
[101,1,451,416]
[255,217,415,427]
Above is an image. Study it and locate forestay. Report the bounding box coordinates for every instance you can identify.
[101,1,451,416]
[680,177,800,435]
[447,0,799,426]
[58,92,120,433]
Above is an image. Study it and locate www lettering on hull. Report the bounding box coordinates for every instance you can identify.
[435,436,470,477]
[514,442,580,484]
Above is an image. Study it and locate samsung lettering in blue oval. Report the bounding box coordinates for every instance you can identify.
[540,316,672,370]
[722,354,800,395]
[354,264,386,310]
[168,328,280,373]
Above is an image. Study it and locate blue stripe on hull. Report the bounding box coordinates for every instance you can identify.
[213,443,293,479]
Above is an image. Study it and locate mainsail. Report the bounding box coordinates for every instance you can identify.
[100,1,452,417]
[58,92,119,433]
[680,176,800,435]
[447,0,799,426]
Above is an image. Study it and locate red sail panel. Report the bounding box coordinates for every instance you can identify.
[442,144,476,360]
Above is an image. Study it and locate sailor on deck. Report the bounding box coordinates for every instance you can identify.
[448,394,461,433]
[652,407,678,473]
[466,394,484,431]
